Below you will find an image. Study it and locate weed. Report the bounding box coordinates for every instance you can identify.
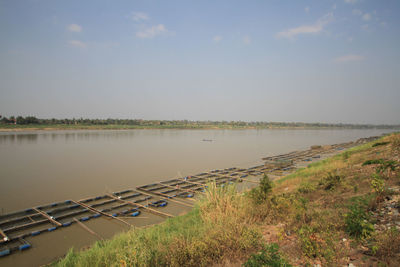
[243,243,292,267]
[297,182,316,194]
[370,227,400,264]
[372,142,390,147]
[249,174,273,204]
[362,159,398,174]
[363,159,385,166]
[370,173,385,196]
[353,184,359,193]
[319,172,342,191]
[345,198,374,239]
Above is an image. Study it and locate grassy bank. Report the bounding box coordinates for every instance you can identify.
[54,133,400,266]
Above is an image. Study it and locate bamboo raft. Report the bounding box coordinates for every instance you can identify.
[0,135,381,258]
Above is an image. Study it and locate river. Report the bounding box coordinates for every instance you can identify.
[0,128,394,214]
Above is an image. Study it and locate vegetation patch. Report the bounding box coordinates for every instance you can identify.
[242,243,292,267]
[345,197,375,239]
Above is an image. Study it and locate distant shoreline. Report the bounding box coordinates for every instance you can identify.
[1,124,399,133]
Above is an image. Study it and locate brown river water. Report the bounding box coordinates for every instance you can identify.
[0,128,395,266]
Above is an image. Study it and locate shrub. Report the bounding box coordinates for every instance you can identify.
[371,227,400,262]
[370,173,385,196]
[297,225,320,258]
[372,141,390,147]
[250,174,273,204]
[243,243,292,267]
[362,159,385,166]
[345,198,374,239]
[297,182,316,194]
[342,151,351,160]
[319,172,342,191]
[362,159,397,174]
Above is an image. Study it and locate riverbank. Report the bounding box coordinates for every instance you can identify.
[53,133,400,266]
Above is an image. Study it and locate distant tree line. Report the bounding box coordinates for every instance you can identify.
[0,115,399,129]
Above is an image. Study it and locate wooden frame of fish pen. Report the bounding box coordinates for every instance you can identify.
[0,189,172,257]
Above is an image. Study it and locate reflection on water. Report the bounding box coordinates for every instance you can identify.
[0,129,394,213]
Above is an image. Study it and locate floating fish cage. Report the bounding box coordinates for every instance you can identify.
[0,189,170,257]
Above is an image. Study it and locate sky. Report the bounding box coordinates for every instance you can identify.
[0,0,399,124]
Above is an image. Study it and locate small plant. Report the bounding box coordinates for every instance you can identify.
[298,182,316,194]
[391,135,400,152]
[342,151,350,160]
[353,184,359,193]
[370,173,385,196]
[372,141,390,147]
[243,243,292,267]
[345,198,374,239]
[362,159,397,174]
[319,172,342,191]
[298,225,320,258]
[369,227,400,264]
[250,174,273,204]
[363,159,385,166]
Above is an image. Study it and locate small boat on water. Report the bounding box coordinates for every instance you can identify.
[202,139,213,142]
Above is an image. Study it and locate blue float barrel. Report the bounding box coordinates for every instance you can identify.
[31,231,41,236]
[131,211,140,217]
[0,249,11,257]
[19,244,31,251]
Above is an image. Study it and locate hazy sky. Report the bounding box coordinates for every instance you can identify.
[0,0,399,124]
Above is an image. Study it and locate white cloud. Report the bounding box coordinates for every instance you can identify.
[68,40,87,48]
[305,7,310,13]
[131,12,149,22]
[344,0,358,4]
[332,4,337,10]
[213,35,222,42]
[243,36,251,45]
[352,9,362,16]
[277,13,333,39]
[362,13,371,21]
[334,54,364,63]
[67,24,82,32]
[136,24,168,39]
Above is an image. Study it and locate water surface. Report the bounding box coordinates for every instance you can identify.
[0,128,394,213]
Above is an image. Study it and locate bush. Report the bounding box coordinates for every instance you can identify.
[297,182,316,194]
[372,141,390,147]
[362,159,397,174]
[370,173,385,195]
[371,227,400,263]
[319,172,342,191]
[243,243,292,267]
[250,174,273,204]
[345,198,374,239]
